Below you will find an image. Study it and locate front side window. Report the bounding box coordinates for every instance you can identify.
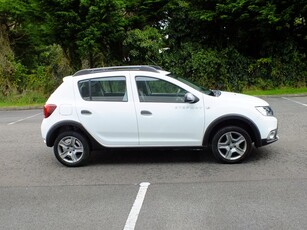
[78,76,127,102]
[136,76,187,103]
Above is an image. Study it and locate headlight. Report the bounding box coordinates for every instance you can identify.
[256,106,274,116]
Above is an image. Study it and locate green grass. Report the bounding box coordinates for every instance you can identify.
[0,91,47,108]
[243,87,307,96]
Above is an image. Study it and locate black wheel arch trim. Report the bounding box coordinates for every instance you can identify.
[203,114,262,147]
[45,120,103,149]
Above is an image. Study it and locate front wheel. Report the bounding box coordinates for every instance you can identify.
[211,126,252,163]
[54,131,90,167]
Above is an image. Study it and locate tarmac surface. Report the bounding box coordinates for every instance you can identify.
[0,96,307,229]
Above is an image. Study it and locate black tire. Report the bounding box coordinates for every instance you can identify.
[211,126,252,163]
[54,131,90,167]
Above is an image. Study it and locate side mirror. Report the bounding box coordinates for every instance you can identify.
[184,93,199,104]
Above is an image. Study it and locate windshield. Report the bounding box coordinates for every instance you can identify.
[168,74,213,95]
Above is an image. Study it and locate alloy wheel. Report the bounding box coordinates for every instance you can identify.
[217,131,247,161]
[57,136,84,164]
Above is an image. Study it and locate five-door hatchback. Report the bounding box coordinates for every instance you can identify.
[41,65,278,166]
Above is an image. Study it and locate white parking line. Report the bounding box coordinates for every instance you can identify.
[123,182,150,230]
[282,97,307,107]
[8,112,42,125]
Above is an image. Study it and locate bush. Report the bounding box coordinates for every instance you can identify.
[162,42,307,92]
[247,44,307,89]
[162,44,250,92]
[32,44,73,94]
[0,43,73,105]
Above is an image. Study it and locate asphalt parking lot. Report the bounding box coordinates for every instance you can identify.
[0,96,307,230]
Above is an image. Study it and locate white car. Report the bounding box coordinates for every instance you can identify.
[41,65,278,166]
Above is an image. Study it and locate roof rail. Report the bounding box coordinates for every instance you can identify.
[73,65,163,76]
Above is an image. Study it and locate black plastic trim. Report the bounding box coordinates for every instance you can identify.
[261,138,278,146]
[203,115,262,147]
[45,120,103,150]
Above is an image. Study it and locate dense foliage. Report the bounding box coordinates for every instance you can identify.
[0,0,306,101]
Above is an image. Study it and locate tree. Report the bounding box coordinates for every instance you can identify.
[1,0,306,98]
[38,0,128,68]
[123,26,163,64]
[164,0,307,57]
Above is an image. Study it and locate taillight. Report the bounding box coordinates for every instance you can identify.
[44,104,57,118]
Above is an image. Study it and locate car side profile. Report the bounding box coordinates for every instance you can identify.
[41,65,278,166]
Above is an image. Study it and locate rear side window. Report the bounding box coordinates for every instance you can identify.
[78,76,127,102]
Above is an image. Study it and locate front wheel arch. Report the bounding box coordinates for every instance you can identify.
[203,115,261,148]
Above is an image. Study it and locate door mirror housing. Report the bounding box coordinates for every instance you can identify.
[184,93,199,104]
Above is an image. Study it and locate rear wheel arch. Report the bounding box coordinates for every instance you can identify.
[203,115,261,147]
[45,121,101,150]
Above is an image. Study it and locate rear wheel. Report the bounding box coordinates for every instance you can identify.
[54,131,90,167]
[211,126,252,163]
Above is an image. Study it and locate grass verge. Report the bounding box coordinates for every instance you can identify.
[0,91,47,109]
[243,87,307,96]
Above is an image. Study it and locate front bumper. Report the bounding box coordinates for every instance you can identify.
[260,129,279,146]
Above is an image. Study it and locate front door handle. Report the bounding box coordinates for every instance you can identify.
[140,110,152,116]
[81,110,92,115]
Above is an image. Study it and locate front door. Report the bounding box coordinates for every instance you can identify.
[132,75,205,146]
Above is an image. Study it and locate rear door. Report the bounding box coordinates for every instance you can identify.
[75,74,138,147]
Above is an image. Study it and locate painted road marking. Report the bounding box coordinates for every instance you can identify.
[123,182,150,230]
[8,112,42,125]
[282,97,307,107]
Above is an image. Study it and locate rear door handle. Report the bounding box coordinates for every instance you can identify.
[141,110,152,116]
[81,110,92,115]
